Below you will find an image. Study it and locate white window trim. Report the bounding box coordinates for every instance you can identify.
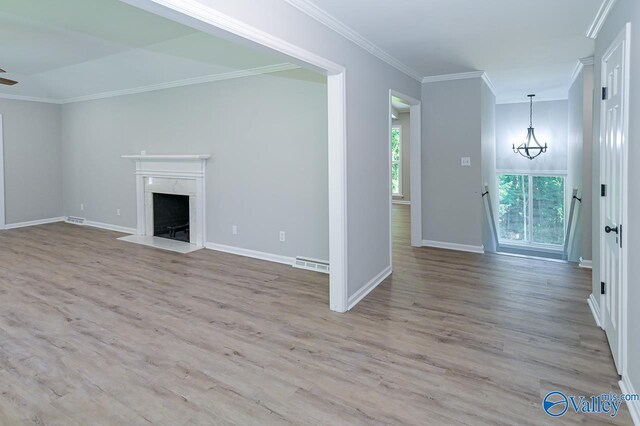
[391,125,402,197]
[496,172,567,247]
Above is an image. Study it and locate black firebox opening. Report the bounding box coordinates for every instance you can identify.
[153,193,190,242]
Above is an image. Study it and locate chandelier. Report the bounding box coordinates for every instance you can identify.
[513,94,548,160]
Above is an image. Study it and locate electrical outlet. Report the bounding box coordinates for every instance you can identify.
[232,225,237,235]
[80,203,84,211]
[279,231,286,242]
[116,209,121,216]
[461,157,471,167]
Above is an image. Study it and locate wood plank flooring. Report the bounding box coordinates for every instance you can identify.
[0,206,630,425]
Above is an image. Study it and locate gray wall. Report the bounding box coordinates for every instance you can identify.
[567,65,594,263]
[480,81,497,252]
[392,111,411,202]
[165,0,422,302]
[0,98,62,224]
[61,69,329,260]
[496,100,568,173]
[422,78,483,248]
[592,0,640,392]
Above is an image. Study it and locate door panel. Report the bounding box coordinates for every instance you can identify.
[600,24,630,375]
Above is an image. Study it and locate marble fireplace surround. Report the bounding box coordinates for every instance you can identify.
[121,154,210,253]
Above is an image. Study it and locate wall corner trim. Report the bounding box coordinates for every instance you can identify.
[619,376,640,425]
[422,240,485,254]
[284,0,422,82]
[3,217,66,230]
[588,293,602,328]
[422,70,485,84]
[205,242,295,266]
[347,265,392,311]
[586,0,618,39]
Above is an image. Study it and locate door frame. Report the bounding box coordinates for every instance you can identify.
[598,23,630,375]
[388,90,422,270]
[122,0,349,312]
[0,113,4,229]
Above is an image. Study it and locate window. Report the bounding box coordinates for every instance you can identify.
[498,174,565,246]
[391,126,402,196]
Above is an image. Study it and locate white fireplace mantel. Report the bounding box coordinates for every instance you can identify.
[122,154,210,251]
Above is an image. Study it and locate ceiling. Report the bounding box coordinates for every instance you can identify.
[0,0,289,102]
[298,0,603,102]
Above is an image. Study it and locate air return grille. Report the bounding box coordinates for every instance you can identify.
[294,257,330,274]
[66,216,86,225]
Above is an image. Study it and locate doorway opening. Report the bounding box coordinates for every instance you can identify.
[388,91,421,270]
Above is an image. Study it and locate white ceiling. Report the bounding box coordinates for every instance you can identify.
[297,0,603,102]
[0,0,288,101]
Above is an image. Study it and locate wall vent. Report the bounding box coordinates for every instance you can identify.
[293,257,330,274]
[66,216,86,225]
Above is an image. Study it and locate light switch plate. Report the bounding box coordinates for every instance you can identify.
[461,157,471,166]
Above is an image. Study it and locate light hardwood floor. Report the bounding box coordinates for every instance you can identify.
[0,206,630,425]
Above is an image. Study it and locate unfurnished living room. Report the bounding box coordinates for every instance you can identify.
[0,0,638,424]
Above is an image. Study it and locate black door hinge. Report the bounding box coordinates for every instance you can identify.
[601,184,607,197]
[602,87,608,100]
[601,282,606,295]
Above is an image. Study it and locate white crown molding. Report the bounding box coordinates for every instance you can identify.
[0,93,61,104]
[587,0,617,39]
[481,73,497,97]
[61,63,300,104]
[284,0,422,82]
[0,63,299,105]
[496,96,568,105]
[580,56,595,66]
[422,70,485,84]
[568,61,585,91]
[422,240,485,254]
[568,56,596,92]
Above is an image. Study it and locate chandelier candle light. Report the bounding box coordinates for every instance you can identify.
[513,94,548,160]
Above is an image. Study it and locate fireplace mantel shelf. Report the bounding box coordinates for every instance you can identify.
[122,154,210,160]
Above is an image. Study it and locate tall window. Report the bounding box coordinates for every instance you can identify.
[391,126,402,196]
[498,174,565,246]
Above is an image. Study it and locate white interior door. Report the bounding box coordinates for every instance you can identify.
[600,24,630,375]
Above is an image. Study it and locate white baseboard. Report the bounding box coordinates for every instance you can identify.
[3,217,66,230]
[84,220,136,235]
[392,200,411,205]
[422,240,485,254]
[205,242,295,266]
[347,265,392,310]
[579,257,593,269]
[588,293,602,329]
[619,375,640,425]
